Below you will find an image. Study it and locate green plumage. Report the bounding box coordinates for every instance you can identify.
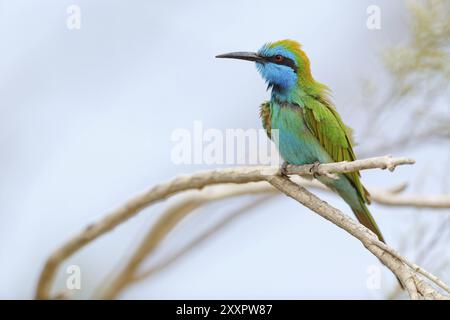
[256,40,385,243]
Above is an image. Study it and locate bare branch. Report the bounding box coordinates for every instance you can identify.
[369,191,450,209]
[100,181,450,298]
[34,156,448,300]
[285,155,415,178]
[266,175,449,299]
[132,196,274,282]
[97,184,275,299]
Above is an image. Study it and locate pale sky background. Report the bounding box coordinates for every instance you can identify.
[0,0,448,299]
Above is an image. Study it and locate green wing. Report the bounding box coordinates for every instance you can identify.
[301,95,370,204]
[259,101,272,139]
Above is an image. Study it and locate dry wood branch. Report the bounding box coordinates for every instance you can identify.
[98,184,275,299]
[266,175,449,299]
[100,180,450,298]
[369,192,450,209]
[132,196,275,282]
[35,156,448,300]
[285,155,415,178]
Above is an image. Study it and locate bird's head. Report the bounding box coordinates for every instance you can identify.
[216,40,314,97]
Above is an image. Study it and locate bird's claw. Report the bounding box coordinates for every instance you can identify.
[309,161,321,178]
[280,161,289,177]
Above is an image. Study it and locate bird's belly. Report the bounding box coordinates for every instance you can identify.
[270,104,331,165]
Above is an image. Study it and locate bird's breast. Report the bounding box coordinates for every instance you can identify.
[270,101,330,165]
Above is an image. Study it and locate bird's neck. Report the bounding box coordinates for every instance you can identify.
[271,79,329,105]
[270,84,291,102]
[270,83,307,103]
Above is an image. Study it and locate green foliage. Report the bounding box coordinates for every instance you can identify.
[383,0,450,96]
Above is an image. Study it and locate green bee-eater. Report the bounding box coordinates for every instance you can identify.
[217,39,385,243]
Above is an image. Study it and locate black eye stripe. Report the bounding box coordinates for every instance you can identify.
[266,55,297,73]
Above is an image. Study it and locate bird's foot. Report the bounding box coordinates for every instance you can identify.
[280,161,289,178]
[309,161,321,178]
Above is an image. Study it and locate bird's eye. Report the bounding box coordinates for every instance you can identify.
[274,55,284,62]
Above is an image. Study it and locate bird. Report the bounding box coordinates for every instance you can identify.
[216,39,386,244]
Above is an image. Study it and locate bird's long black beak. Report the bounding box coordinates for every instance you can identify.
[215,52,264,62]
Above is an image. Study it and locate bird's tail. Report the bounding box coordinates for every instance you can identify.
[321,175,385,243]
[351,201,385,243]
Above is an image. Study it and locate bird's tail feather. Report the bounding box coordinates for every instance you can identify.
[351,202,385,243]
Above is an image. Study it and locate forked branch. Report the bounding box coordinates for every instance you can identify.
[35,156,449,300]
